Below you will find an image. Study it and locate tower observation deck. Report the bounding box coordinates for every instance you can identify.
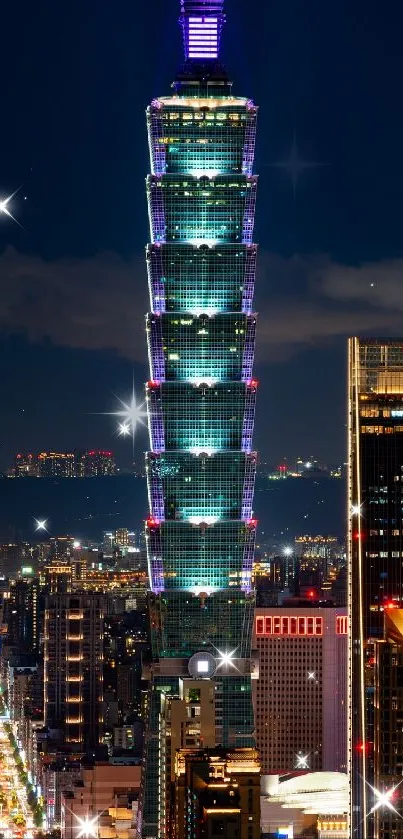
[139,3,259,835]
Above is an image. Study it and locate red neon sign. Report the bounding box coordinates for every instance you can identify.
[255,615,323,637]
[336,615,348,635]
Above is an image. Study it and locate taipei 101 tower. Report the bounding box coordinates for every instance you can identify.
[140,2,260,834]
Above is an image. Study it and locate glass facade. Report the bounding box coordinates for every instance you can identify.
[349,338,403,838]
[140,2,258,836]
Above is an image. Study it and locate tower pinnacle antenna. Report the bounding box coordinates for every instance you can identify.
[179,0,226,61]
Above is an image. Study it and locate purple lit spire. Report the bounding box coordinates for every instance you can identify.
[179,0,225,61]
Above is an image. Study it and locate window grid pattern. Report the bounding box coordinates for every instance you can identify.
[147,243,257,315]
[146,382,257,453]
[149,590,255,659]
[146,451,256,521]
[146,520,256,591]
[146,313,256,382]
[147,101,257,177]
[147,175,257,245]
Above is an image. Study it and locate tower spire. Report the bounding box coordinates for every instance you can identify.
[179,0,226,61]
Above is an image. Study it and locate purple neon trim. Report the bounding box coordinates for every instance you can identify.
[241,454,257,520]
[148,108,166,177]
[150,480,165,520]
[242,177,257,245]
[241,317,256,381]
[179,1,225,61]
[242,106,257,176]
[147,246,166,314]
[241,246,257,314]
[148,386,165,454]
[241,524,255,593]
[148,526,164,593]
[241,384,256,453]
[148,178,166,243]
[148,316,166,382]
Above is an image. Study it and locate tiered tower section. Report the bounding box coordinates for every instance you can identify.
[140,2,259,835]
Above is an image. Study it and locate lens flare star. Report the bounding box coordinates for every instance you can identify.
[34,518,48,532]
[269,131,327,201]
[295,752,309,769]
[75,815,100,838]
[368,783,402,817]
[0,186,24,227]
[97,384,147,453]
[216,648,238,671]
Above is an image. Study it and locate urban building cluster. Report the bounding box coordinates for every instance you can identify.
[0,2,399,839]
[0,529,149,837]
[265,458,344,481]
[10,450,116,478]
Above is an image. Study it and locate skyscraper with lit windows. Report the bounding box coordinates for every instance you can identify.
[348,338,403,838]
[139,2,259,836]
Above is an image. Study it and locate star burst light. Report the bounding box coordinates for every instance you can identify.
[295,752,309,769]
[270,131,327,201]
[368,782,402,817]
[75,815,99,838]
[99,384,147,453]
[216,648,238,671]
[34,519,48,532]
[0,186,23,227]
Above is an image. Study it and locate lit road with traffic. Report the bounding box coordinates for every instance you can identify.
[0,714,35,838]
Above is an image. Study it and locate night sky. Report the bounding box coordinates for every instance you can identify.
[0,0,402,472]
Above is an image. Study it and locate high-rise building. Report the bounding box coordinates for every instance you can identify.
[348,338,403,836]
[374,608,403,839]
[254,605,348,775]
[44,592,104,750]
[172,747,260,839]
[7,578,40,654]
[140,2,259,836]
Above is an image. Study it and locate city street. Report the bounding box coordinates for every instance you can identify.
[0,714,35,839]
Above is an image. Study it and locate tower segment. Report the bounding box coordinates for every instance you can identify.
[139,3,259,836]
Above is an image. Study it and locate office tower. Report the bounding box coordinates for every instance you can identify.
[115,528,130,547]
[158,680,216,837]
[44,592,104,750]
[254,605,348,774]
[43,563,73,593]
[7,578,40,654]
[374,608,403,839]
[79,449,116,476]
[140,1,258,835]
[348,338,403,837]
[172,747,260,839]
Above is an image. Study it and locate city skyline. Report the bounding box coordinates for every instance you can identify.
[0,1,402,470]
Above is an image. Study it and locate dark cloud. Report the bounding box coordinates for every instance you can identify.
[0,247,147,360]
[1,247,403,363]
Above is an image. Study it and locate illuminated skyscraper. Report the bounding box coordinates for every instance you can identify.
[348,338,403,837]
[140,2,259,835]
